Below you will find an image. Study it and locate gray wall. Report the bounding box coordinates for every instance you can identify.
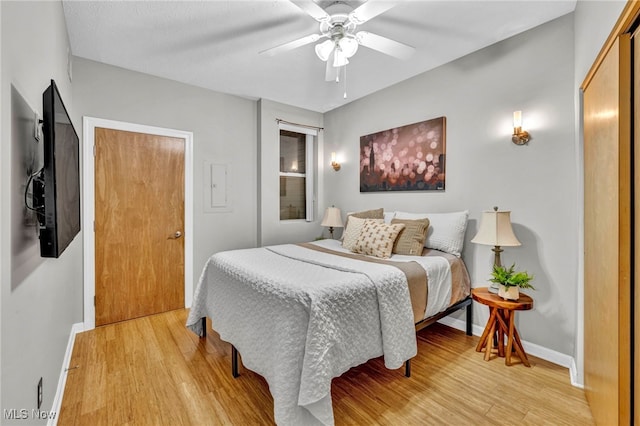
[72,58,259,283]
[574,0,627,82]
[572,0,627,385]
[323,14,577,356]
[1,1,81,422]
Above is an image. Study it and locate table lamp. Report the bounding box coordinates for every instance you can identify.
[471,206,521,293]
[321,206,343,239]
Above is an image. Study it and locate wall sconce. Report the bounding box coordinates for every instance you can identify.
[331,152,341,171]
[512,111,530,145]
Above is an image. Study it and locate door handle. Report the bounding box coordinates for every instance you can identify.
[168,231,182,239]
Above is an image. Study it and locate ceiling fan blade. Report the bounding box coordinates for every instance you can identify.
[349,1,396,25]
[290,0,330,22]
[325,53,339,82]
[260,33,322,56]
[355,31,415,60]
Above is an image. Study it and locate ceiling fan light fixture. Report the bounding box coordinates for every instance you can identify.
[338,36,358,58]
[315,39,334,62]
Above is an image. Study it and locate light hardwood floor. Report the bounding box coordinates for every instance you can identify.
[59,309,593,425]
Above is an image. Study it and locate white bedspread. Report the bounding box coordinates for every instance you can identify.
[312,240,453,319]
[186,242,419,425]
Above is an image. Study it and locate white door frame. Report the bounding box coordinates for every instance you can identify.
[82,117,194,330]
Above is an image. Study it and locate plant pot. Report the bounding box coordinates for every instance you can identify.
[498,284,519,300]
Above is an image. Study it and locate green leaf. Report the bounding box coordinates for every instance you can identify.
[489,263,534,289]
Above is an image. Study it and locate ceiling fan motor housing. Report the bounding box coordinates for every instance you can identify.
[326,3,358,30]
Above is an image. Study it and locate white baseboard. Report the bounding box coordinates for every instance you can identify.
[437,317,582,387]
[569,358,583,388]
[48,322,83,426]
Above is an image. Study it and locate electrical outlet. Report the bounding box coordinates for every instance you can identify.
[37,377,43,409]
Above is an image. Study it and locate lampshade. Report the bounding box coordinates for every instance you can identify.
[321,207,344,228]
[315,39,334,62]
[513,110,523,128]
[471,209,521,247]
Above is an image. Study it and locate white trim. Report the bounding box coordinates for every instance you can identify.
[574,89,585,388]
[278,121,318,136]
[82,117,194,330]
[569,358,583,388]
[438,316,580,385]
[48,322,83,426]
[305,134,314,222]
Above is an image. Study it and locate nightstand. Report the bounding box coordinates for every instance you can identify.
[472,287,533,367]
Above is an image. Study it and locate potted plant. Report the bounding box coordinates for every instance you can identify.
[490,263,534,300]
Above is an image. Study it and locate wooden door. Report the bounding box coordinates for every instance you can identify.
[94,128,185,326]
[583,35,632,425]
[634,26,639,426]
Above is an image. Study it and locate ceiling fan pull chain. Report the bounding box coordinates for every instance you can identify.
[343,65,348,99]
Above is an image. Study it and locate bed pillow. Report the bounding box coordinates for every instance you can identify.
[341,208,385,240]
[344,208,384,227]
[394,210,469,257]
[391,218,430,256]
[352,221,406,259]
[342,217,384,251]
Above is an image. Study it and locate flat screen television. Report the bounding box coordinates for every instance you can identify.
[33,80,80,258]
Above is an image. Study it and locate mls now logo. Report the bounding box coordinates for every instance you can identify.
[3,409,28,420]
[3,409,56,420]
[32,409,57,420]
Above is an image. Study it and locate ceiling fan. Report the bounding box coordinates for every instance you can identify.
[260,0,415,82]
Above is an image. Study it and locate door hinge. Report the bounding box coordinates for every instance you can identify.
[93,221,95,232]
[93,296,96,306]
[93,145,96,157]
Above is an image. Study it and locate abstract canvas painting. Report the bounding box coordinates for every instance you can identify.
[359,117,446,192]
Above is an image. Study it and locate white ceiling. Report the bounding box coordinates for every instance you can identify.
[62,0,576,113]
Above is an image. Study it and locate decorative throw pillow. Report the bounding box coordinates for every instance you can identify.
[394,210,469,257]
[352,221,406,259]
[391,218,430,256]
[342,217,384,251]
[341,208,385,241]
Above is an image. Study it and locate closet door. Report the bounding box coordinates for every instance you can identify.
[634,27,639,426]
[583,34,632,425]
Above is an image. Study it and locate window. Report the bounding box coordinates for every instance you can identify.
[279,124,316,221]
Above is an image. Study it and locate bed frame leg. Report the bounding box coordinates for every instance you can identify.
[231,345,240,378]
[404,359,411,378]
[201,317,207,338]
[466,301,473,336]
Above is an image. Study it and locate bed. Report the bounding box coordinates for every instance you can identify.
[186,210,471,426]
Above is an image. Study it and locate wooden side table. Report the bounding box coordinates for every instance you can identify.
[472,287,533,367]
